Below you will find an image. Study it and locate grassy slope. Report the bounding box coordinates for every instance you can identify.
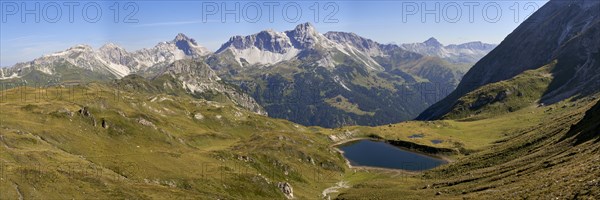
[1,76,598,199]
[441,61,557,120]
[0,83,347,199]
[328,73,600,200]
[331,96,599,199]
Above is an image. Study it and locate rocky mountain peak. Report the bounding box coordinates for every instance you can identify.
[285,22,321,49]
[423,37,443,47]
[169,33,209,56]
[99,43,126,52]
[293,22,317,34]
[173,33,196,44]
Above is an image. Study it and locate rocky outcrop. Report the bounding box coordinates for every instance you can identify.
[57,108,74,117]
[328,130,357,142]
[137,118,156,129]
[277,182,294,199]
[157,60,267,115]
[78,107,97,127]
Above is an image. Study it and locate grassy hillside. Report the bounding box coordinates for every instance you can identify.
[331,95,600,199]
[0,82,347,199]
[1,77,598,199]
[439,61,557,120]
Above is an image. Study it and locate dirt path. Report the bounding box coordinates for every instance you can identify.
[322,181,349,199]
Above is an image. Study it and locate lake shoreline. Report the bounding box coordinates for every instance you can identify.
[331,137,455,171]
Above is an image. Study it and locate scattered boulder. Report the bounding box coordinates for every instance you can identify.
[78,106,97,127]
[307,156,316,165]
[237,155,253,162]
[193,112,204,120]
[78,107,92,117]
[277,182,293,199]
[57,108,74,117]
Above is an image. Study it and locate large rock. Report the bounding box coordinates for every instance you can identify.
[277,182,293,199]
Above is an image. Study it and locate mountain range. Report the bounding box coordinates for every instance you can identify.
[0,23,495,127]
[401,37,497,64]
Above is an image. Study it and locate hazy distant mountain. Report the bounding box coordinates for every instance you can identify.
[417,0,600,120]
[401,37,497,64]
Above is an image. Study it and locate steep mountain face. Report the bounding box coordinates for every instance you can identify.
[214,29,299,67]
[418,0,600,120]
[324,31,391,57]
[0,33,211,81]
[401,37,497,64]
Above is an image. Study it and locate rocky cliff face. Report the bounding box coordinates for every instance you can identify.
[417,0,600,120]
[324,31,388,57]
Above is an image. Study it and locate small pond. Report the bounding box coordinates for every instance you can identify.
[337,139,447,171]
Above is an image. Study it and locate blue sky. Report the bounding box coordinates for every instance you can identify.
[0,0,548,66]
